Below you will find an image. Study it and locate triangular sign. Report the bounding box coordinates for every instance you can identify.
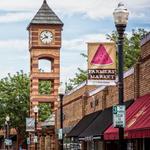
[91,44,113,65]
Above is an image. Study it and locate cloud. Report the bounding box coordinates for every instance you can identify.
[0,0,149,22]
[60,33,110,82]
[0,39,29,79]
[0,12,33,23]
[60,64,87,83]
[62,33,109,52]
[0,39,27,51]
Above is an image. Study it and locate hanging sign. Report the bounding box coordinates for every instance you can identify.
[58,128,63,140]
[26,118,35,132]
[113,105,126,128]
[88,42,116,85]
[33,136,38,143]
[27,137,30,145]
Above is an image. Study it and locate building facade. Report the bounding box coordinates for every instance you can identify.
[56,32,150,150]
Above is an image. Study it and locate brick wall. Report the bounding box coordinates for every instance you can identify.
[86,71,135,115]
[56,83,96,129]
[57,33,150,131]
[58,68,135,129]
[139,34,150,96]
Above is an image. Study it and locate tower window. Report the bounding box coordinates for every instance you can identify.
[39,103,52,122]
[38,59,52,72]
[38,79,52,95]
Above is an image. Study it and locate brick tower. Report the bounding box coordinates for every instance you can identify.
[27,0,63,149]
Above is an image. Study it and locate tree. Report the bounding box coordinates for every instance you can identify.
[106,28,148,70]
[66,29,148,90]
[0,71,30,147]
[65,67,87,92]
[0,71,52,147]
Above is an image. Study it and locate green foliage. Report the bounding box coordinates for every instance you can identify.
[65,68,87,91]
[39,103,51,122]
[39,80,51,95]
[0,71,52,138]
[0,71,30,136]
[106,28,148,70]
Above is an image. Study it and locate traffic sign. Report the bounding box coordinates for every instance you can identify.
[113,105,126,128]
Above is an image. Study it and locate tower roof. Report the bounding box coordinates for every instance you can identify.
[28,0,63,27]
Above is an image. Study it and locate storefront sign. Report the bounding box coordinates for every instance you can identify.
[26,118,35,132]
[27,137,30,145]
[5,139,12,146]
[33,136,38,143]
[113,105,126,128]
[84,136,93,141]
[70,143,81,149]
[88,42,116,86]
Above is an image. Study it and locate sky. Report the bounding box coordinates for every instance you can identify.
[0,0,149,83]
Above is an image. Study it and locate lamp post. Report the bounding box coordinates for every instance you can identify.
[113,2,129,150]
[5,115,10,150]
[33,106,39,150]
[58,84,65,150]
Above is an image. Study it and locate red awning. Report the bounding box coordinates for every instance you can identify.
[104,93,150,140]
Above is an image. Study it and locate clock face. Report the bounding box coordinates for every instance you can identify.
[40,31,53,44]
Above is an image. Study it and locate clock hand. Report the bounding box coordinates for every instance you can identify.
[41,37,46,40]
[41,35,48,40]
[44,34,48,38]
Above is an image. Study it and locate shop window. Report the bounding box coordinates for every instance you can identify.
[38,79,52,95]
[38,59,52,72]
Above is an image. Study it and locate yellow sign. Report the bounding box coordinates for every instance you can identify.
[88,42,116,85]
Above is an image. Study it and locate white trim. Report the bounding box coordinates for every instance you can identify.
[115,67,134,82]
[89,86,106,96]
[124,67,134,78]
[140,32,150,46]
[66,81,87,96]
[65,68,134,97]
[88,67,134,96]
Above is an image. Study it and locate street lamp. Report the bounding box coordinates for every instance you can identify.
[33,105,39,150]
[113,2,129,150]
[5,115,10,150]
[58,84,65,150]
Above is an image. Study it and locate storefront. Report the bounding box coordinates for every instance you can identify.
[104,94,150,150]
[66,99,133,150]
[78,100,133,150]
[67,111,101,149]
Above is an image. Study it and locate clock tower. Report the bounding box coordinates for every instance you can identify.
[27,0,63,149]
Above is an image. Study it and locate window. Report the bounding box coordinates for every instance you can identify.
[38,59,52,72]
[90,102,94,108]
[95,99,99,106]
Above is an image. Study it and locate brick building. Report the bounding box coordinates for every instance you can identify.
[56,32,150,150]
[28,0,63,149]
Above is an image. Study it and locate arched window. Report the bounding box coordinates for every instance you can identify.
[38,59,52,72]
